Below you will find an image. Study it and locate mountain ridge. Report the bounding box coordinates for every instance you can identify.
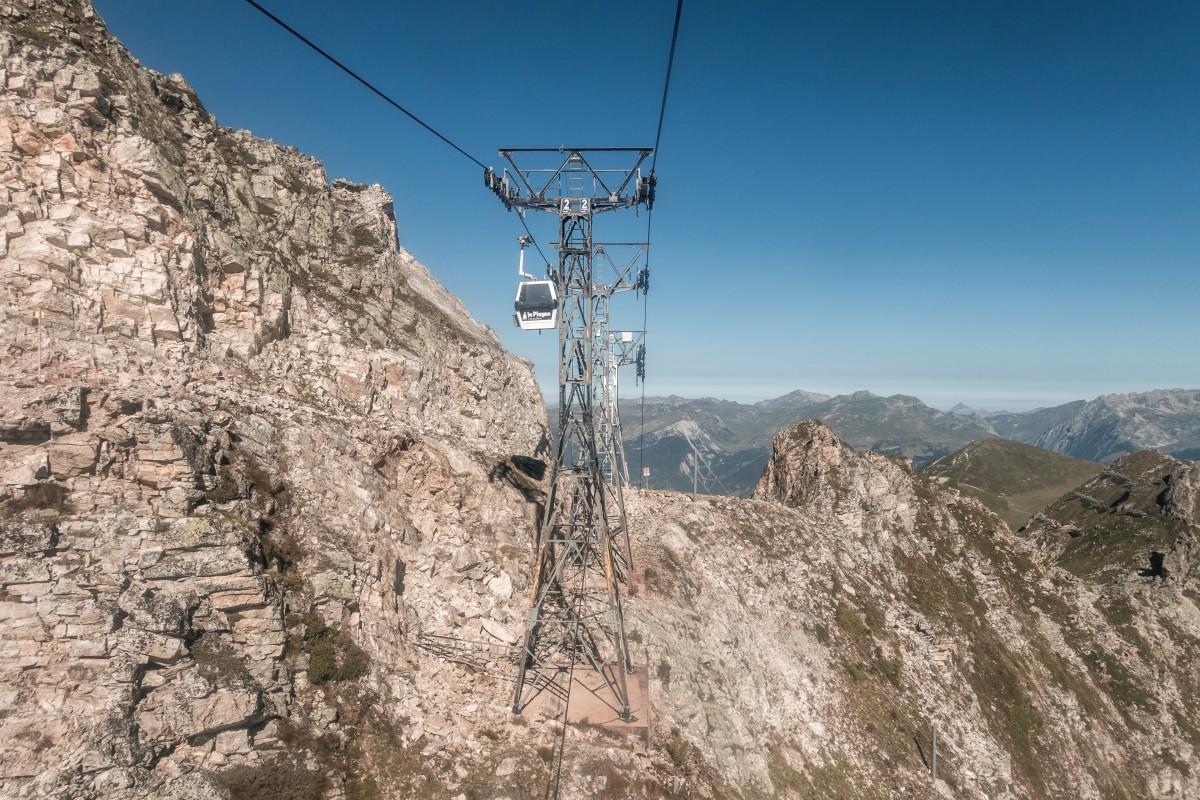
[619,389,1199,496]
[1035,388,1200,462]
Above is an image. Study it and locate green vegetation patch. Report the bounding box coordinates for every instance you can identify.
[662,727,708,784]
[890,544,998,632]
[1028,639,1102,718]
[1051,502,1181,582]
[922,439,1102,530]
[250,688,448,800]
[219,754,327,800]
[304,614,369,684]
[349,227,381,249]
[1035,449,1181,580]
[206,466,245,503]
[834,602,869,637]
[763,747,878,799]
[191,633,254,686]
[656,658,673,688]
[965,635,1048,794]
[1081,647,1155,721]
[1160,748,1191,778]
[872,653,901,686]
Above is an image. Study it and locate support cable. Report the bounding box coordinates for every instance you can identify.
[638,362,647,488]
[639,0,684,489]
[240,0,487,170]
[544,647,577,800]
[651,0,684,176]
[241,2,554,307]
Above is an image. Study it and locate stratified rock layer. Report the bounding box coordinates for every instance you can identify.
[1,1,554,797]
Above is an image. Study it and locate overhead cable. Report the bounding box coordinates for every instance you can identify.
[640,0,684,484]
[240,0,487,170]
[651,0,684,175]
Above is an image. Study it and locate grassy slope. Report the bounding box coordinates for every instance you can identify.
[922,438,1103,529]
[1026,449,1185,581]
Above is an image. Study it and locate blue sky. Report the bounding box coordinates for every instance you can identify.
[93,1,1198,411]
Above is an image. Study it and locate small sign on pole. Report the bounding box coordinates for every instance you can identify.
[931,722,937,780]
[35,310,44,381]
[642,466,650,489]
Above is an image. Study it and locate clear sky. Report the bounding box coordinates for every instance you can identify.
[92,1,1198,412]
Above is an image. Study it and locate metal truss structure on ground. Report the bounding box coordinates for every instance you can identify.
[486,148,653,720]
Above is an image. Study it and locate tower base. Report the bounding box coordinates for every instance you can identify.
[520,664,650,742]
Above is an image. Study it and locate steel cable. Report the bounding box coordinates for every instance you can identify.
[240,0,487,170]
[639,0,684,489]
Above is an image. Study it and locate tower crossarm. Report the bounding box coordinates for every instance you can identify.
[485,148,655,214]
[593,243,649,295]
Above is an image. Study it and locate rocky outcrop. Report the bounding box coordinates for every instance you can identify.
[753,419,916,533]
[1162,461,1200,586]
[620,421,1199,799]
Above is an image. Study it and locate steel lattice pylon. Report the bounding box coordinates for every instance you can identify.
[598,330,644,488]
[486,148,653,719]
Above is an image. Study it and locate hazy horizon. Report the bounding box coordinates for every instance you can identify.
[546,383,1200,414]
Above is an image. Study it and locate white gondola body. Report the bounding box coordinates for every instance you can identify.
[513,280,558,331]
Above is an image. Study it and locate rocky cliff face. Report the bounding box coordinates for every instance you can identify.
[1,2,553,798]
[1162,461,1200,588]
[3,3,1198,800]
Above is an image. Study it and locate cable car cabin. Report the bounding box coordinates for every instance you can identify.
[513,280,558,331]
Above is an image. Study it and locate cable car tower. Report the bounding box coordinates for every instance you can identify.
[486,148,653,720]
[598,330,645,488]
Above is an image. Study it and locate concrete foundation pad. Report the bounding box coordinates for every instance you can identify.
[522,663,649,741]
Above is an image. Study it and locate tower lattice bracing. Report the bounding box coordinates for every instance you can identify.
[486,148,653,719]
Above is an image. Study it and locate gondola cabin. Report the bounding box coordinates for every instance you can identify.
[514,280,558,331]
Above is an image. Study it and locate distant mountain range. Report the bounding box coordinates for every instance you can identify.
[614,388,1200,496]
[948,403,1019,418]
[1034,389,1200,463]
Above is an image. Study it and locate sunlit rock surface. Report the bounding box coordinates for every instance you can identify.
[1,2,1198,799]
